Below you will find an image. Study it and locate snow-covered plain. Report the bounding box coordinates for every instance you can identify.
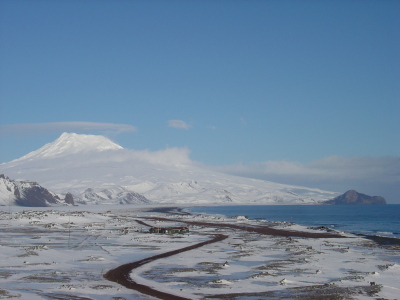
[1,205,399,300]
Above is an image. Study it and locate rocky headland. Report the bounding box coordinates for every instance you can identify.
[323,190,386,205]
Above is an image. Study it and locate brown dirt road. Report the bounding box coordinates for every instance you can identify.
[105,216,342,299]
[104,233,228,300]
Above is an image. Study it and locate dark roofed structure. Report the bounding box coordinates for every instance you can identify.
[149,226,189,234]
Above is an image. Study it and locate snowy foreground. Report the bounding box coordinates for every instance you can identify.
[0,205,399,300]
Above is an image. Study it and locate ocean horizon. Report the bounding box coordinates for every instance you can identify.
[189,204,400,239]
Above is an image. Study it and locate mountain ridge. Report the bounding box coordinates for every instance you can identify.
[0,174,73,207]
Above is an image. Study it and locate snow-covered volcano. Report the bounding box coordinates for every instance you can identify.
[14,132,123,161]
[0,133,338,205]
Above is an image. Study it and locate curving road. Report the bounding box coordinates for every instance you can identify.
[105,217,342,299]
[104,233,228,300]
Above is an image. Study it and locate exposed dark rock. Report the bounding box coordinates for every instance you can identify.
[81,186,151,205]
[15,184,60,207]
[14,187,21,198]
[323,190,386,205]
[0,174,71,207]
[64,193,75,205]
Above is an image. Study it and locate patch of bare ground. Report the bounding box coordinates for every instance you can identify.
[90,284,114,290]
[197,262,225,274]
[17,250,38,257]
[290,283,382,299]
[0,288,19,299]
[202,283,382,300]
[38,293,95,300]
[21,272,71,283]
[0,271,16,279]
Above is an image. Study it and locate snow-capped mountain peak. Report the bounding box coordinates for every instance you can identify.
[14,132,123,161]
[0,133,339,206]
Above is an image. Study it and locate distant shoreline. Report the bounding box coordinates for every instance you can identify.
[355,233,400,246]
[146,206,191,215]
[146,205,400,247]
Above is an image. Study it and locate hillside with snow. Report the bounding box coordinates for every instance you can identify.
[0,133,338,206]
[0,174,73,207]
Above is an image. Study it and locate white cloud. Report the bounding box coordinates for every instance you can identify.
[61,146,193,168]
[215,156,400,203]
[167,120,191,130]
[0,122,137,136]
[128,147,192,166]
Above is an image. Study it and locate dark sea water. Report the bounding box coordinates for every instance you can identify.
[189,204,400,239]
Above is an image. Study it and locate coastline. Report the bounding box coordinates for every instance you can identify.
[186,204,400,242]
[127,205,399,299]
[146,205,400,247]
[355,233,400,247]
[146,206,191,215]
[0,205,399,299]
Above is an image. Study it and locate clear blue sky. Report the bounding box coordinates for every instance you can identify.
[1,1,399,201]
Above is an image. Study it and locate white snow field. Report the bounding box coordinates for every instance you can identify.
[0,205,399,300]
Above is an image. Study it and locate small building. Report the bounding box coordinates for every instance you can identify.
[149,226,189,234]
